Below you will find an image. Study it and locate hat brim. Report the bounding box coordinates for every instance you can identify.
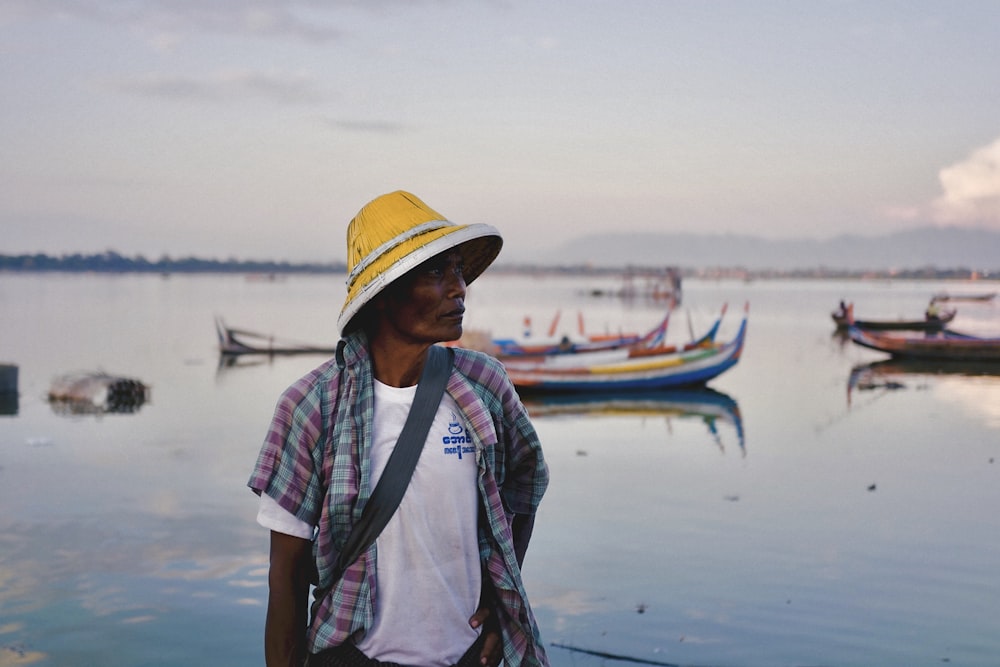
[338,223,502,335]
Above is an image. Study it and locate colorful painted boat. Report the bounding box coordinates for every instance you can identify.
[847,326,1000,362]
[490,303,728,358]
[502,305,747,392]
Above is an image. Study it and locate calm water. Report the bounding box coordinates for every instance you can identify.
[1,273,999,667]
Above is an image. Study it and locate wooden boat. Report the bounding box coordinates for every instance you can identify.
[521,387,744,452]
[847,326,1000,362]
[831,310,955,331]
[502,305,747,392]
[216,318,337,356]
[491,308,670,357]
[491,304,726,358]
[831,300,955,331]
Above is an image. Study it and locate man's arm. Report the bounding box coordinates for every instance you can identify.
[265,531,313,667]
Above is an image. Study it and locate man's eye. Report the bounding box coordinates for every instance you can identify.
[417,257,463,280]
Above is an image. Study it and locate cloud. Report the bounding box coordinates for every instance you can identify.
[879,205,921,222]
[133,2,346,44]
[932,136,1000,229]
[1,0,346,43]
[106,69,326,105]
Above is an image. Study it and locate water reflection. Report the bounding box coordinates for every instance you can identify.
[848,358,1000,404]
[521,388,745,454]
[215,353,274,373]
[45,371,149,417]
[48,396,148,416]
[0,392,17,416]
[0,513,266,667]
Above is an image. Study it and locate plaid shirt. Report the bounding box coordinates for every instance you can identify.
[248,330,550,666]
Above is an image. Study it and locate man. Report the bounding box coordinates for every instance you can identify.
[248,191,550,667]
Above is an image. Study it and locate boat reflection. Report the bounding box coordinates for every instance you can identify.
[521,387,745,454]
[49,392,148,416]
[216,353,274,371]
[848,358,1000,405]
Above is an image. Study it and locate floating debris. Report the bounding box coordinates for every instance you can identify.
[48,372,149,415]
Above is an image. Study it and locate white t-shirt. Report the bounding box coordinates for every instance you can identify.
[258,380,481,665]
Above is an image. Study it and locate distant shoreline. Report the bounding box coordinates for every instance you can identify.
[0,252,997,282]
[0,251,345,275]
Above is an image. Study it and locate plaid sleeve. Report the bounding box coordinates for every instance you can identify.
[247,361,338,526]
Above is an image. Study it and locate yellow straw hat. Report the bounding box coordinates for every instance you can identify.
[338,191,503,334]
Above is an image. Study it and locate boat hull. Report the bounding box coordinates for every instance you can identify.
[847,326,1000,362]
[832,312,954,331]
[216,318,337,356]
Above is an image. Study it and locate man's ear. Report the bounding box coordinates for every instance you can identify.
[369,290,398,326]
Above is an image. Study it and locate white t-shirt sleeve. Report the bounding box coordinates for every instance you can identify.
[257,492,315,540]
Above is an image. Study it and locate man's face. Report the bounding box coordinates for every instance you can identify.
[378,250,468,344]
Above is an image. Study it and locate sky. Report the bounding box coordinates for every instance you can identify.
[2,0,1000,264]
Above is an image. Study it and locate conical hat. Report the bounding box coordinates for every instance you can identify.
[338,191,502,334]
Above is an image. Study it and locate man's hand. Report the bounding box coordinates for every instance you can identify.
[469,606,502,667]
[265,531,312,667]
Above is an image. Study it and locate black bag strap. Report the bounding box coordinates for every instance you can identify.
[332,344,454,578]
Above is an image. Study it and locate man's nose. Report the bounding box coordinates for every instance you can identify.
[446,269,467,297]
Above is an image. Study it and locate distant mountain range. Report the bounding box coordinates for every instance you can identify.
[525,226,1000,272]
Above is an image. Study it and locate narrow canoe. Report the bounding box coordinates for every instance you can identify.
[847,326,1000,362]
[216,318,337,356]
[832,310,955,331]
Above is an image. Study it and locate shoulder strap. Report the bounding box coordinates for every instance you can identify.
[333,344,454,576]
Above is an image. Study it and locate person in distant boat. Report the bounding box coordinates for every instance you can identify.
[248,191,550,667]
[925,300,941,320]
[835,300,853,323]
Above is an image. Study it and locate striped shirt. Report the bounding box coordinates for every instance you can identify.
[248,331,550,666]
